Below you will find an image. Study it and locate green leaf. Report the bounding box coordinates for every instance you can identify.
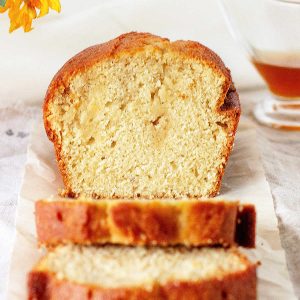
[0,0,6,8]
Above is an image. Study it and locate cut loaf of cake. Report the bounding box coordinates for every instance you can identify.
[36,197,255,248]
[44,32,240,199]
[28,245,257,300]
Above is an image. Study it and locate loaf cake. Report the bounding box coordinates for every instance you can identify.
[44,32,240,199]
[31,32,255,299]
[28,245,257,300]
[36,197,255,248]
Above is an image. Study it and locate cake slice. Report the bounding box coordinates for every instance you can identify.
[35,197,255,248]
[44,32,240,199]
[28,245,257,300]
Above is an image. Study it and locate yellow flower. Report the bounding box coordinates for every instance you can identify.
[0,0,61,32]
[9,1,36,32]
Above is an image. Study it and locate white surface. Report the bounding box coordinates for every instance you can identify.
[257,126,300,298]
[6,117,295,299]
[0,0,263,106]
[0,106,39,300]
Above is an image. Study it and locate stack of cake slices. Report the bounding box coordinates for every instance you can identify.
[28,32,258,300]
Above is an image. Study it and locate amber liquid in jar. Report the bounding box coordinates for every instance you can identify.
[252,52,300,99]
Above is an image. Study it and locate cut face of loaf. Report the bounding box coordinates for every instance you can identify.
[28,245,257,300]
[44,32,240,198]
[36,197,255,248]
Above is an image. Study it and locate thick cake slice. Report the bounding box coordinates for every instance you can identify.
[44,32,240,199]
[28,245,257,300]
[35,197,255,248]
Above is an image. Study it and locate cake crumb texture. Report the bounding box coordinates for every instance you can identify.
[44,32,240,199]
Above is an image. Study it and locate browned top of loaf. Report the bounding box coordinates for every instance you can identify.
[44,32,238,141]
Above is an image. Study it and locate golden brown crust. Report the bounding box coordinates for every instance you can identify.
[35,201,110,245]
[235,204,256,248]
[184,201,236,246]
[212,83,241,198]
[110,202,179,244]
[28,263,257,300]
[43,32,240,199]
[35,199,255,248]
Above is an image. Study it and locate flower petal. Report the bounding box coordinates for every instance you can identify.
[5,0,60,32]
[48,0,60,13]
[38,0,49,17]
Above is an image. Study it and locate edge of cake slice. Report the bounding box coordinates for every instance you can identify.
[35,196,255,248]
[28,245,257,300]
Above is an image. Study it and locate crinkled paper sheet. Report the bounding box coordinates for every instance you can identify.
[7,117,296,299]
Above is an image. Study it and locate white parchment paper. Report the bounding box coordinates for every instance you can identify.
[7,117,296,299]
